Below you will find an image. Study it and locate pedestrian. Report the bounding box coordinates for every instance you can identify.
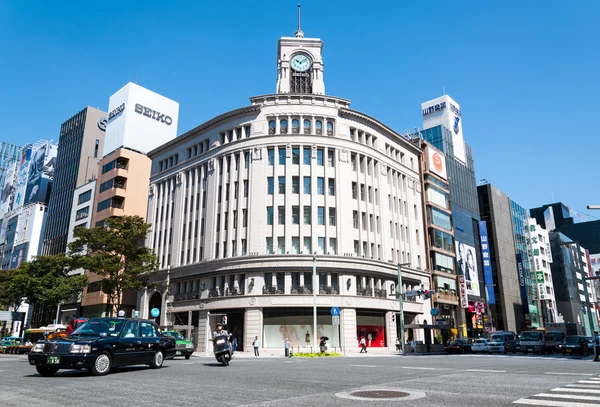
[360,336,367,353]
[410,339,417,353]
[285,338,291,357]
[594,331,600,362]
[395,338,401,352]
[305,331,310,347]
[253,335,260,357]
[231,335,238,355]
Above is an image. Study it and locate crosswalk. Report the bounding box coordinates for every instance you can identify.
[514,376,600,406]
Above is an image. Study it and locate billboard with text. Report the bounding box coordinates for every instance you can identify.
[456,241,480,297]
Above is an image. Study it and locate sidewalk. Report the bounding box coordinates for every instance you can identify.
[191,349,447,358]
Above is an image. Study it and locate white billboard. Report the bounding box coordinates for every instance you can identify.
[422,95,466,164]
[456,241,480,297]
[103,82,179,156]
[427,147,447,180]
[0,162,16,217]
[590,253,600,273]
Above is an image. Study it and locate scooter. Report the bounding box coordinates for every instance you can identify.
[213,334,232,366]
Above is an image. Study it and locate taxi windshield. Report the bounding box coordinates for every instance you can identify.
[164,331,184,340]
[490,334,505,342]
[71,318,125,337]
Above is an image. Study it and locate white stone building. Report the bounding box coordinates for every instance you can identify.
[140,28,429,353]
[527,219,558,324]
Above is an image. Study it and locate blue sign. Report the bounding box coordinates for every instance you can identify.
[151,308,160,318]
[516,253,530,315]
[422,101,447,116]
[479,221,496,305]
[330,307,340,316]
[430,308,440,317]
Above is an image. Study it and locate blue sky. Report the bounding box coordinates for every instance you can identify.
[1,0,598,217]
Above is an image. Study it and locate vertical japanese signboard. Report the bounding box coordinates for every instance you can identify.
[478,221,495,304]
[516,253,530,314]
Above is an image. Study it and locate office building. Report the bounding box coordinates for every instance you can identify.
[42,107,105,256]
[527,218,558,324]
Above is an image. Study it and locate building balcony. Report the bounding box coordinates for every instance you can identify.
[319,285,340,295]
[357,287,373,297]
[374,288,387,298]
[291,284,313,294]
[224,287,245,296]
[263,286,284,295]
[208,288,223,298]
[174,291,201,301]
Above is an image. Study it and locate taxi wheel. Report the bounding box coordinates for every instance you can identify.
[185,355,191,360]
[36,366,59,377]
[92,352,112,376]
[150,350,164,369]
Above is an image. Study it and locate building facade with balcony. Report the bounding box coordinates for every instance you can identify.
[527,218,558,325]
[139,28,430,353]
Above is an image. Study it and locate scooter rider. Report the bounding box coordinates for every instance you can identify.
[213,323,228,339]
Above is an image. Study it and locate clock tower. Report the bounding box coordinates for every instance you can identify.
[276,6,325,95]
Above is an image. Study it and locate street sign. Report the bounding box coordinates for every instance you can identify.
[430,308,439,317]
[404,290,419,297]
[134,310,139,318]
[151,308,160,318]
[330,307,340,316]
[332,315,340,325]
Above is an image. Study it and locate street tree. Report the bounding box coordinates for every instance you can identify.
[69,215,158,317]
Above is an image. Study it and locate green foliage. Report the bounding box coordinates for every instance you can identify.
[0,254,88,310]
[68,215,158,316]
[290,352,342,358]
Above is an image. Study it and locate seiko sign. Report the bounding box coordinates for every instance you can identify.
[108,103,125,121]
[135,104,173,125]
[97,117,107,131]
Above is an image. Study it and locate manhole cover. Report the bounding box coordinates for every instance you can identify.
[351,390,408,399]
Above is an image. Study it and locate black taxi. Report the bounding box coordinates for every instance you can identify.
[28,317,176,376]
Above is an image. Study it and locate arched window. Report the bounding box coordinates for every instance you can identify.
[268,120,276,135]
[315,120,322,135]
[303,119,311,134]
[326,121,334,136]
[292,119,300,134]
[280,119,288,134]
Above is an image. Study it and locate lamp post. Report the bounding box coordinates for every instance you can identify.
[313,253,317,351]
[397,262,411,356]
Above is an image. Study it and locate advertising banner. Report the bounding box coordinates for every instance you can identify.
[0,162,16,217]
[516,253,530,314]
[456,241,480,296]
[24,143,55,205]
[11,242,29,269]
[478,221,495,304]
[13,148,32,209]
[589,253,600,273]
[263,324,340,348]
[427,147,447,180]
[536,271,545,300]
[458,275,468,308]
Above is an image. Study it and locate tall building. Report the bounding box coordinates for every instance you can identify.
[527,218,558,324]
[418,96,485,338]
[140,26,430,353]
[477,183,523,332]
[80,83,179,318]
[415,140,459,341]
[0,141,21,193]
[42,107,105,256]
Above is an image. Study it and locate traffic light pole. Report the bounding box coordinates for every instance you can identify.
[397,263,411,356]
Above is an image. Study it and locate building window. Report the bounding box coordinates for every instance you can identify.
[94,139,99,158]
[268,148,275,165]
[278,237,285,254]
[280,119,288,134]
[292,237,300,254]
[279,148,286,165]
[326,121,334,136]
[351,154,357,171]
[362,212,367,230]
[267,207,274,225]
[303,119,311,134]
[243,180,248,198]
[97,198,112,212]
[328,178,335,196]
[78,190,92,205]
[244,151,250,169]
[303,176,311,194]
[268,120,276,135]
[243,209,248,227]
[328,208,336,226]
[352,182,357,199]
[353,211,359,229]
[75,206,89,221]
[292,119,300,134]
[278,206,286,225]
[292,176,300,194]
[292,206,300,225]
[316,149,324,166]
[317,207,325,225]
[327,150,334,167]
[360,184,365,201]
[292,147,300,164]
[317,177,324,195]
[303,147,311,165]
[329,238,337,255]
[315,120,322,135]
[278,177,285,194]
[318,237,326,254]
[216,214,221,232]
[304,237,312,254]
[304,207,311,225]
[266,237,274,254]
[267,177,274,195]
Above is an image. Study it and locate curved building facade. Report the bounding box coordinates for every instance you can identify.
[140,30,430,353]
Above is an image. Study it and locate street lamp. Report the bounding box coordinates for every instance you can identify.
[397,262,411,356]
[313,253,317,351]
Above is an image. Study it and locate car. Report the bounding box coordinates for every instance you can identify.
[444,339,472,354]
[471,339,488,353]
[487,331,517,353]
[28,317,176,377]
[547,331,566,352]
[162,330,194,359]
[519,331,555,355]
[0,336,21,353]
[562,335,589,356]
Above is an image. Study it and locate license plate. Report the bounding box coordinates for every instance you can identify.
[527,348,533,351]
[47,356,60,365]
[175,351,181,356]
[566,349,571,353]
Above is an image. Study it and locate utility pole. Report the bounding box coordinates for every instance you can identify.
[397,263,411,355]
[313,253,317,351]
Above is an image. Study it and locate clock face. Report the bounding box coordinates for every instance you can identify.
[291,54,311,72]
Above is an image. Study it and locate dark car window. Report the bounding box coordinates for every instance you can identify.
[72,318,125,337]
[140,321,158,338]
[520,332,542,341]
[565,336,581,344]
[121,321,140,338]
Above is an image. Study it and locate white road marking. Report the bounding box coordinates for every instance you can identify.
[514,399,600,406]
[350,364,377,368]
[545,372,593,376]
[577,380,600,384]
[552,388,600,394]
[401,366,436,370]
[464,369,506,373]
[535,393,600,401]
[566,384,600,388]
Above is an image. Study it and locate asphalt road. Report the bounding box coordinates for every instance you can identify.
[1,352,600,407]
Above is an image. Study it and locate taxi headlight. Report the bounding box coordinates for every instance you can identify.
[70,344,91,354]
[216,339,225,345]
[31,343,45,353]
[186,344,194,349]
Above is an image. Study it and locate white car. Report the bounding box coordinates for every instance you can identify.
[472,339,489,353]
